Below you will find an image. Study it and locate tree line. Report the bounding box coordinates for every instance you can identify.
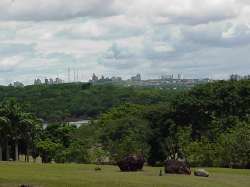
[0,80,249,168]
[0,83,179,122]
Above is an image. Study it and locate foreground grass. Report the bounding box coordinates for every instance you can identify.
[0,162,249,187]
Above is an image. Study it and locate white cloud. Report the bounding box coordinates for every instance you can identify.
[182,22,250,47]
[0,56,23,72]
[125,0,240,25]
[0,0,120,21]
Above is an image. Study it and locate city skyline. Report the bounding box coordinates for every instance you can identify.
[0,0,250,85]
[6,70,250,87]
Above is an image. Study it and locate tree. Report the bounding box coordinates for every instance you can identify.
[0,102,13,161]
[44,123,77,148]
[217,122,250,168]
[0,99,42,161]
[19,113,43,162]
[97,105,151,161]
[0,116,10,161]
[36,139,62,163]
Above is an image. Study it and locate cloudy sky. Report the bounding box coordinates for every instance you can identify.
[0,0,250,85]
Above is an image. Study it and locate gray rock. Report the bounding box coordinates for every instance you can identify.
[194,169,209,177]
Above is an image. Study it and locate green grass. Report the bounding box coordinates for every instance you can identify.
[0,162,249,187]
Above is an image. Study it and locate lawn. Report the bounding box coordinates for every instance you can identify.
[0,162,249,187]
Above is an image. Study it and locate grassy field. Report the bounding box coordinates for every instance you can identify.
[0,162,249,187]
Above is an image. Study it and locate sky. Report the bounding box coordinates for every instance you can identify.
[0,0,250,85]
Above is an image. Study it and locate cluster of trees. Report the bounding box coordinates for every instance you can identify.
[0,100,42,161]
[0,80,249,168]
[35,123,90,163]
[0,100,95,163]
[92,80,250,168]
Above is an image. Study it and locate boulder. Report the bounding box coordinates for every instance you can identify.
[164,160,191,175]
[194,169,209,177]
[117,155,145,172]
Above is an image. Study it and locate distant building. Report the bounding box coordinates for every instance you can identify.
[243,75,250,80]
[92,73,99,82]
[131,74,141,81]
[111,76,122,82]
[13,81,24,88]
[44,78,49,85]
[177,74,183,80]
[55,77,63,84]
[49,78,54,85]
[34,78,42,85]
[100,75,105,81]
[161,74,173,80]
[230,74,242,81]
[34,77,64,85]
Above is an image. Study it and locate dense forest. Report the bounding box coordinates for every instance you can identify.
[0,80,249,168]
[0,83,179,122]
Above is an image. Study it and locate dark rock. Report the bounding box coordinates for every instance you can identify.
[164,160,191,175]
[194,169,209,177]
[117,155,145,172]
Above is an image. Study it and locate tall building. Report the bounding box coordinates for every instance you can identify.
[131,74,141,81]
[68,68,71,82]
[45,78,49,85]
[230,74,242,81]
[92,73,99,82]
[100,75,105,81]
[34,78,42,85]
[55,77,63,84]
[243,75,250,80]
[49,78,54,85]
[178,74,183,80]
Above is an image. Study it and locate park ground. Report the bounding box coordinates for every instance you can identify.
[0,162,249,187]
